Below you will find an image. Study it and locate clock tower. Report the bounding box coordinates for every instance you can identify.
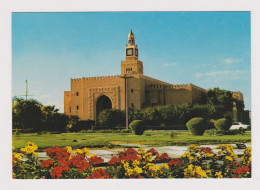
[121,30,143,75]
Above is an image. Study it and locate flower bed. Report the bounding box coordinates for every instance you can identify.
[12,142,251,179]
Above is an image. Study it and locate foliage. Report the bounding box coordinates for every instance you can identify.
[66,115,80,132]
[97,109,125,129]
[12,98,44,131]
[12,98,71,132]
[74,120,95,131]
[12,143,251,179]
[214,118,232,131]
[142,107,161,125]
[129,120,146,135]
[128,108,143,123]
[205,128,246,136]
[186,117,208,136]
[41,106,69,132]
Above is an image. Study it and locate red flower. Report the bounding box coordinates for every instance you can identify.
[88,156,104,165]
[108,157,121,165]
[50,166,64,179]
[118,148,141,162]
[233,166,250,175]
[157,153,170,162]
[69,154,90,172]
[45,146,70,161]
[168,158,182,167]
[233,161,240,167]
[199,147,213,154]
[147,148,159,157]
[90,168,109,179]
[41,160,54,168]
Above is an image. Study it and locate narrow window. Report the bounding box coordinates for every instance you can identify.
[76,105,79,110]
[69,107,71,113]
[76,92,79,96]
[131,103,134,108]
[131,89,134,93]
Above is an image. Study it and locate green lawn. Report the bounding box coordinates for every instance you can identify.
[12,130,251,151]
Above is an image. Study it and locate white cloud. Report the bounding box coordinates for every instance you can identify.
[223,58,242,64]
[39,94,51,98]
[195,70,249,80]
[163,62,177,67]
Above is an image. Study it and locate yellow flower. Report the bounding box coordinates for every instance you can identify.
[225,156,233,162]
[75,149,83,155]
[12,146,15,152]
[82,148,90,156]
[125,168,134,176]
[134,166,143,174]
[27,141,35,146]
[65,146,72,154]
[161,163,169,170]
[188,144,200,153]
[13,153,22,162]
[181,152,191,158]
[144,152,153,162]
[33,152,39,157]
[138,148,146,154]
[184,164,207,178]
[90,154,96,158]
[132,160,140,167]
[206,170,212,175]
[241,147,251,165]
[215,171,223,178]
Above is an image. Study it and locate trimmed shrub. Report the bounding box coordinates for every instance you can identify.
[186,117,207,136]
[129,120,146,135]
[214,118,232,131]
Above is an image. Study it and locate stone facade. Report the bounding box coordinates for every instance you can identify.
[64,31,244,121]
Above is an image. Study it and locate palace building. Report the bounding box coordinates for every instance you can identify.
[64,30,244,121]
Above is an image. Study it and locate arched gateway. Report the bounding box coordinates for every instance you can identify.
[95,95,112,120]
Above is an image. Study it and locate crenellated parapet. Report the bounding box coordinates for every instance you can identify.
[145,83,192,90]
[71,75,120,82]
[71,75,121,83]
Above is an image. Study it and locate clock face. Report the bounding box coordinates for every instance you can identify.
[135,49,138,56]
[126,48,133,56]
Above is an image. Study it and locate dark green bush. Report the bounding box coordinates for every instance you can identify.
[205,128,245,136]
[142,107,160,125]
[129,120,146,135]
[97,110,125,129]
[205,129,221,136]
[214,118,232,131]
[67,115,80,132]
[186,117,207,136]
[76,120,95,131]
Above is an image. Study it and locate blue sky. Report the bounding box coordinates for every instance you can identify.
[12,12,251,112]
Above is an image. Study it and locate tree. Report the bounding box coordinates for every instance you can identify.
[12,98,43,131]
[41,105,68,132]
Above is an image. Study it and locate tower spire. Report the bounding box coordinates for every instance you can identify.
[128,30,135,45]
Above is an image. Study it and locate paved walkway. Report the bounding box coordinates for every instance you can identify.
[36,143,251,163]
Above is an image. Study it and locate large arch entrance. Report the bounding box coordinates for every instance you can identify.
[96,95,112,120]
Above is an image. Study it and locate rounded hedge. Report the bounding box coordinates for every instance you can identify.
[186,117,207,136]
[129,120,146,135]
[214,118,232,131]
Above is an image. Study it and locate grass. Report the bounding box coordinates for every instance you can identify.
[12,130,251,151]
